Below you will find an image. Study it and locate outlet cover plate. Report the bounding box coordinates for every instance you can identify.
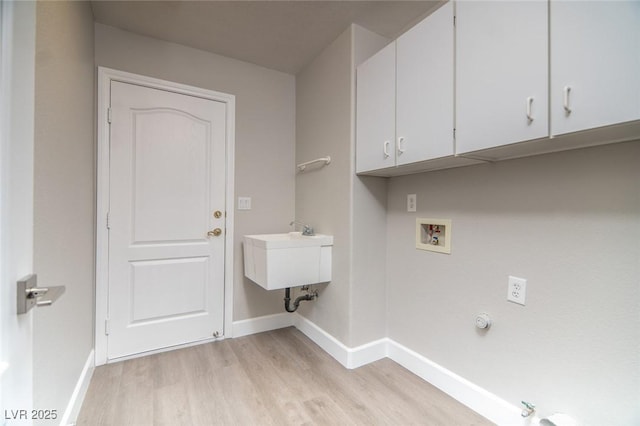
[507,276,526,305]
[407,194,417,212]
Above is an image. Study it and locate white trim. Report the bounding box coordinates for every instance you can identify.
[95,68,111,367]
[348,338,389,369]
[232,313,294,338]
[293,314,387,369]
[223,89,236,342]
[293,314,351,366]
[229,312,381,358]
[60,350,95,426]
[95,67,235,366]
[386,340,537,426]
[214,311,534,424]
[292,315,534,425]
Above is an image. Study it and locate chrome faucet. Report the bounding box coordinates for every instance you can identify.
[290,220,314,236]
[521,401,535,418]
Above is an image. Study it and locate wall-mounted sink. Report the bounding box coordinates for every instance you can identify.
[243,232,333,290]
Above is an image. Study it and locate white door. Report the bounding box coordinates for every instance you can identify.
[456,0,549,154]
[356,42,396,173]
[1,0,36,423]
[107,81,227,360]
[550,0,640,136]
[396,1,454,165]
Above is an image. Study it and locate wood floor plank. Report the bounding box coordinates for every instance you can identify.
[230,334,307,424]
[76,362,124,425]
[302,396,357,426]
[222,362,278,425]
[154,382,193,426]
[78,327,494,426]
[115,355,155,426]
[180,343,237,425]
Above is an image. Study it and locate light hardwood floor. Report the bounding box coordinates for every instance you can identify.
[78,327,493,425]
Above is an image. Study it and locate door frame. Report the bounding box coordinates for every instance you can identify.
[95,67,235,366]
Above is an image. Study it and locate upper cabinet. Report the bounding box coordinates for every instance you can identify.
[356,1,640,176]
[356,2,456,174]
[550,0,640,136]
[356,42,396,173]
[455,1,549,154]
[396,1,454,165]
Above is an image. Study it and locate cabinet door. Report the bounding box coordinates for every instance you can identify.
[396,1,454,165]
[551,1,640,136]
[456,1,549,154]
[356,42,396,173]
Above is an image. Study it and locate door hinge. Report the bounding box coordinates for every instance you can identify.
[106,212,111,229]
[453,15,456,27]
[105,319,110,335]
[107,107,112,124]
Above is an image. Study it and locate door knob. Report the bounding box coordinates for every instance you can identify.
[208,228,222,237]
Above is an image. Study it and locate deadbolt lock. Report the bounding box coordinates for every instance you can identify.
[213,210,222,219]
[208,228,222,237]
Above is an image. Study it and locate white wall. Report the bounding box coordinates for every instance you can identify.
[94,23,296,321]
[33,0,94,420]
[350,26,390,347]
[385,141,640,425]
[295,24,389,347]
[295,26,354,343]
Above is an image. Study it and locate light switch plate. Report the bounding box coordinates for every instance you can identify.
[238,197,251,210]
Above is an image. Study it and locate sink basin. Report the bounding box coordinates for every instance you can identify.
[243,232,333,290]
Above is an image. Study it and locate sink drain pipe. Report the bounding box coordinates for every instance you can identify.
[284,286,317,313]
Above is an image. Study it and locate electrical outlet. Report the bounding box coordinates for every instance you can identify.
[507,276,527,305]
[407,194,417,212]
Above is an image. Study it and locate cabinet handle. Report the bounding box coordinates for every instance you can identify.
[397,137,405,155]
[383,141,390,159]
[526,97,534,123]
[563,86,572,114]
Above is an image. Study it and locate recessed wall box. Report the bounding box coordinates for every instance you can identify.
[416,218,452,254]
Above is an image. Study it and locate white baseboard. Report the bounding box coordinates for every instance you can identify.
[232,312,294,338]
[386,340,537,426]
[348,338,389,369]
[229,312,532,425]
[232,312,387,369]
[292,314,351,366]
[60,349,95,426]
[293,315,531,426]
[293,314,387,369]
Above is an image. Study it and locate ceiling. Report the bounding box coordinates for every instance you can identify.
[90,1,442,75]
